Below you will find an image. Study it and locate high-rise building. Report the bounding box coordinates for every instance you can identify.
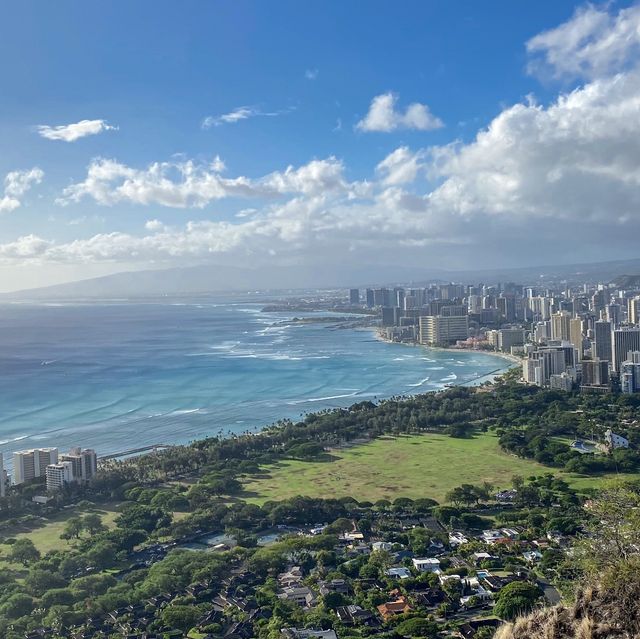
[551,311,572,341]
[629,297,640,326]
[441,305,467,317]
[497,329,526,353]
[373,288,389,307]
[581,359,610,388]
[523,347,566,387]
[60,447,97,482]
[613,328,640,372]
[594,320,612,366]
[533,320,551,343]
[467,295,482,314]
[45,461,75,492]
[591,289,607,314]
[404,295,417,311]
[497,295,516,321]
[569,318,584,360]
[381,307,397,327]
[13,448,58,485]
[419,315,469,345]
[349,288,360,305]
[606,303,621,328]
[440,284,464,300]
[550,372,573,392]
[526,297,553,321]
[365,289,374,308]
[621,351,640,393]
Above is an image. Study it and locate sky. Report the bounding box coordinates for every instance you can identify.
[1,1,640,292]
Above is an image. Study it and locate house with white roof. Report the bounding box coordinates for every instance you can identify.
[412,557,441,573]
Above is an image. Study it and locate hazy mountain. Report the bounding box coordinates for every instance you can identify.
[3,258,640,300]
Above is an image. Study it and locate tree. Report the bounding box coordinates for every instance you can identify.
[24,568,66,597]
[61,516,84,540]
[8,538,40,566]
[85,540,118,569]
[104,527,147,552]
[0,593,34,618]
[323,591,347,610]
[83,513,106,535]
[116,504,171,533]
[40,588,75,608]
[493,581,543,620]
[160,604,200,631]
[577,480,640,574]
[394,616,439,637]
[408,527,432,555]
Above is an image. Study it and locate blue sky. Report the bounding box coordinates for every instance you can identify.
[0,1,639,291]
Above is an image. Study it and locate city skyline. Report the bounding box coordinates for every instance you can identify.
[2,2,640,291]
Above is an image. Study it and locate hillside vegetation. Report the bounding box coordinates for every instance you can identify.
[496,567,640,639]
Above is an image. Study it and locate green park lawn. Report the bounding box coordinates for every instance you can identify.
[0,504,119,560]
[241,432,619,504]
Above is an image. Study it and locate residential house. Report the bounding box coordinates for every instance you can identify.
[411,588,446,607]
[377,595,411,621]
[449,531,469,547]
[412,557,442,573]
[278,586,316,608]
[278,566,304,587]
[385,567,411,580]
[335,605,376,626]
[522,550,543,564]
[318,579,350,596]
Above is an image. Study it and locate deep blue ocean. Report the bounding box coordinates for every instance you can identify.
[0,299,510,466]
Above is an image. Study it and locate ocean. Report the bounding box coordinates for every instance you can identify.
[0,299,511,466]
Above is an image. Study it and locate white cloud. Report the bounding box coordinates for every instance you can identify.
[356,92,443,132]
[305,68,319,80]
[145,219,166,232]
[0,168,44,213]
[37,119,117,142]
[57,155,357,208]
[11,66,637,270]
[376,147,425,185]
[10,8,640,274]
[201,105,291,129]
[527,4,640,80]
[427,69,640,225]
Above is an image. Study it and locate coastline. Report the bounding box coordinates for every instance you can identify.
[0,302,523,470]
[372,327,522,368]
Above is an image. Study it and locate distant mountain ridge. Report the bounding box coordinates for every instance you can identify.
[3,257,640,300]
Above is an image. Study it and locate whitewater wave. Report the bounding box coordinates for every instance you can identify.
[287,391,361,405]
[0,434,29,446]
[408,376,431,387]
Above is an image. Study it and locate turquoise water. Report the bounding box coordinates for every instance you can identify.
[0,299,510,465]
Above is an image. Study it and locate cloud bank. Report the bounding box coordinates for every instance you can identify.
[5,3,640,274]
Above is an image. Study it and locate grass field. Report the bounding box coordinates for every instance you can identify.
[241,432,618,504]
[0,504,119,561]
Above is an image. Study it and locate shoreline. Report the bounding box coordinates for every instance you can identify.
[372,327,522,368]
[1,307,521,470]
